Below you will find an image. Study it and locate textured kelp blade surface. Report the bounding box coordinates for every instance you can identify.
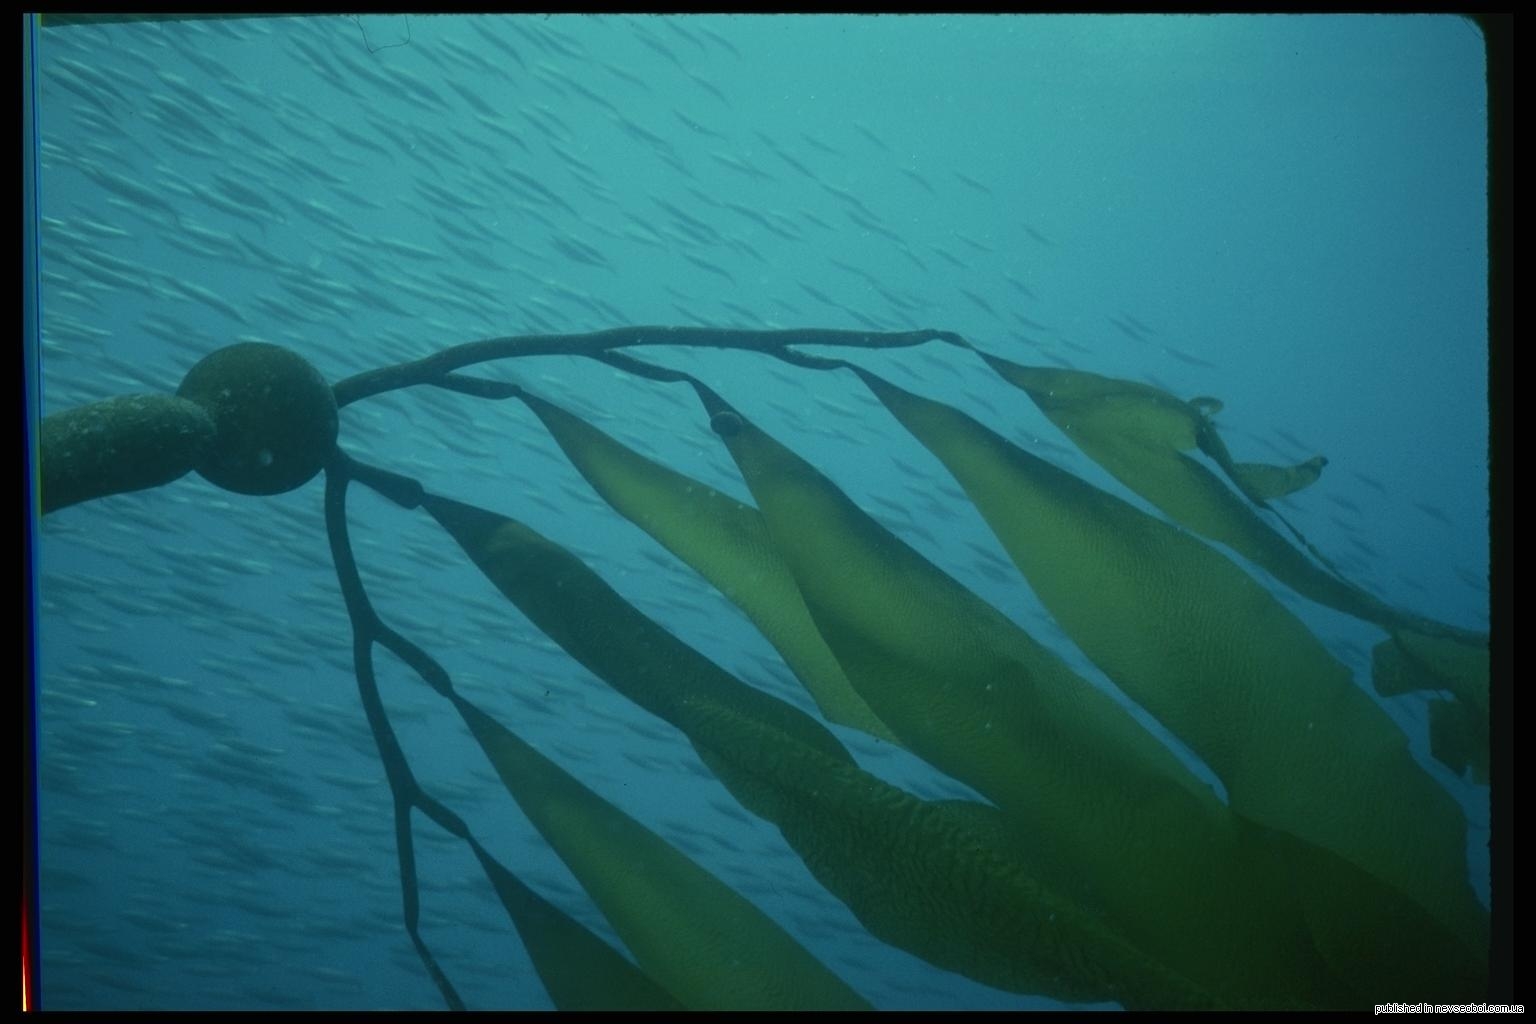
[467,839,682,1010]
[691,392,1386,1006]
[520,389,896,743]
[988,361,1413,627]
[1230,456,1328,501]
[858,368,1488,989]
[451,693,869,1010]
[424,496,867,1010]
[423,492,1220,1008]
[1372,630,1490,783]
[990,359,1490,789]
[1372,629,1490,715]
[425,493,853,770]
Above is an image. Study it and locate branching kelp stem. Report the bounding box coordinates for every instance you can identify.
[331,326,963,407]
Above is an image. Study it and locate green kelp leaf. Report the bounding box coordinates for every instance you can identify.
[1250,818,1489,1003]
[985,359,1447,637]
[1428,697,1489,785]
[422,492,1231,1008]
[678,698,1237,1010]
[1372,630,1489,714]
[518,388,897,744]
[1230,456,1329,501]
[452,695,869,1011]
[689,393,1365,1007]
[422,493,854,779]
[853,367,1488,984]
[467,839,682,1010]
[1372,631,1489,783]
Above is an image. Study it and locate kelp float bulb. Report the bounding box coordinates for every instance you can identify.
[176,342,337,496]
[36,342,337,515]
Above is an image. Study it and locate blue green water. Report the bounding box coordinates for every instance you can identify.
[30,14,1488,1010]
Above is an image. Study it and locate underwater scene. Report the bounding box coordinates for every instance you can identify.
[28,14,1490,1011]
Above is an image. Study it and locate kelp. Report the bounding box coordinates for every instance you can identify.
[688,366,1478,1001]
[981,359,1490,781]
[1373,630,1491,784]
[454,693,870,1011]
[40,325,1490,1009]
[985,361,1468,634]
[424,490,1216,1008]
[833,361,1487,970]
[466,836,683,1011]
[514,386,897,744]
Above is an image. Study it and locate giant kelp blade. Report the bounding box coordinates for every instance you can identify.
[467,839,682,1010]
[991,359,1489,784]
[681,703,1232,1010]
[1250,817,1489,1001]
[518,388,897,744]
[985,359,1456,635]
[1230,456,1328,501]
[1372,629,1489,714]
[1428,697,1488,784]
[1372,630,1489,783]
[421,492,1224,1008]
[855,367,1488,988]
[446,689,868,1010]
[691,392,1371,1006]
[422,492,854,774]
[421,498,865,1009]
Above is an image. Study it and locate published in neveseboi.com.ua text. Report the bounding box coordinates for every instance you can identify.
[1375,1005,1522,1014]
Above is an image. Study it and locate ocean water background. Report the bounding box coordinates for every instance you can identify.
[29,14,1488,1010]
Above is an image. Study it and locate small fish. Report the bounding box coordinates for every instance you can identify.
[1108,316,1149,343]
[1023,224,1056,247]
[900,167,937,195]
[1413,501,1456,527]
[953,170,993,195]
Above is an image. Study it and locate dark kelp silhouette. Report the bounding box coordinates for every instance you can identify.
[36,325,1490,1008]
